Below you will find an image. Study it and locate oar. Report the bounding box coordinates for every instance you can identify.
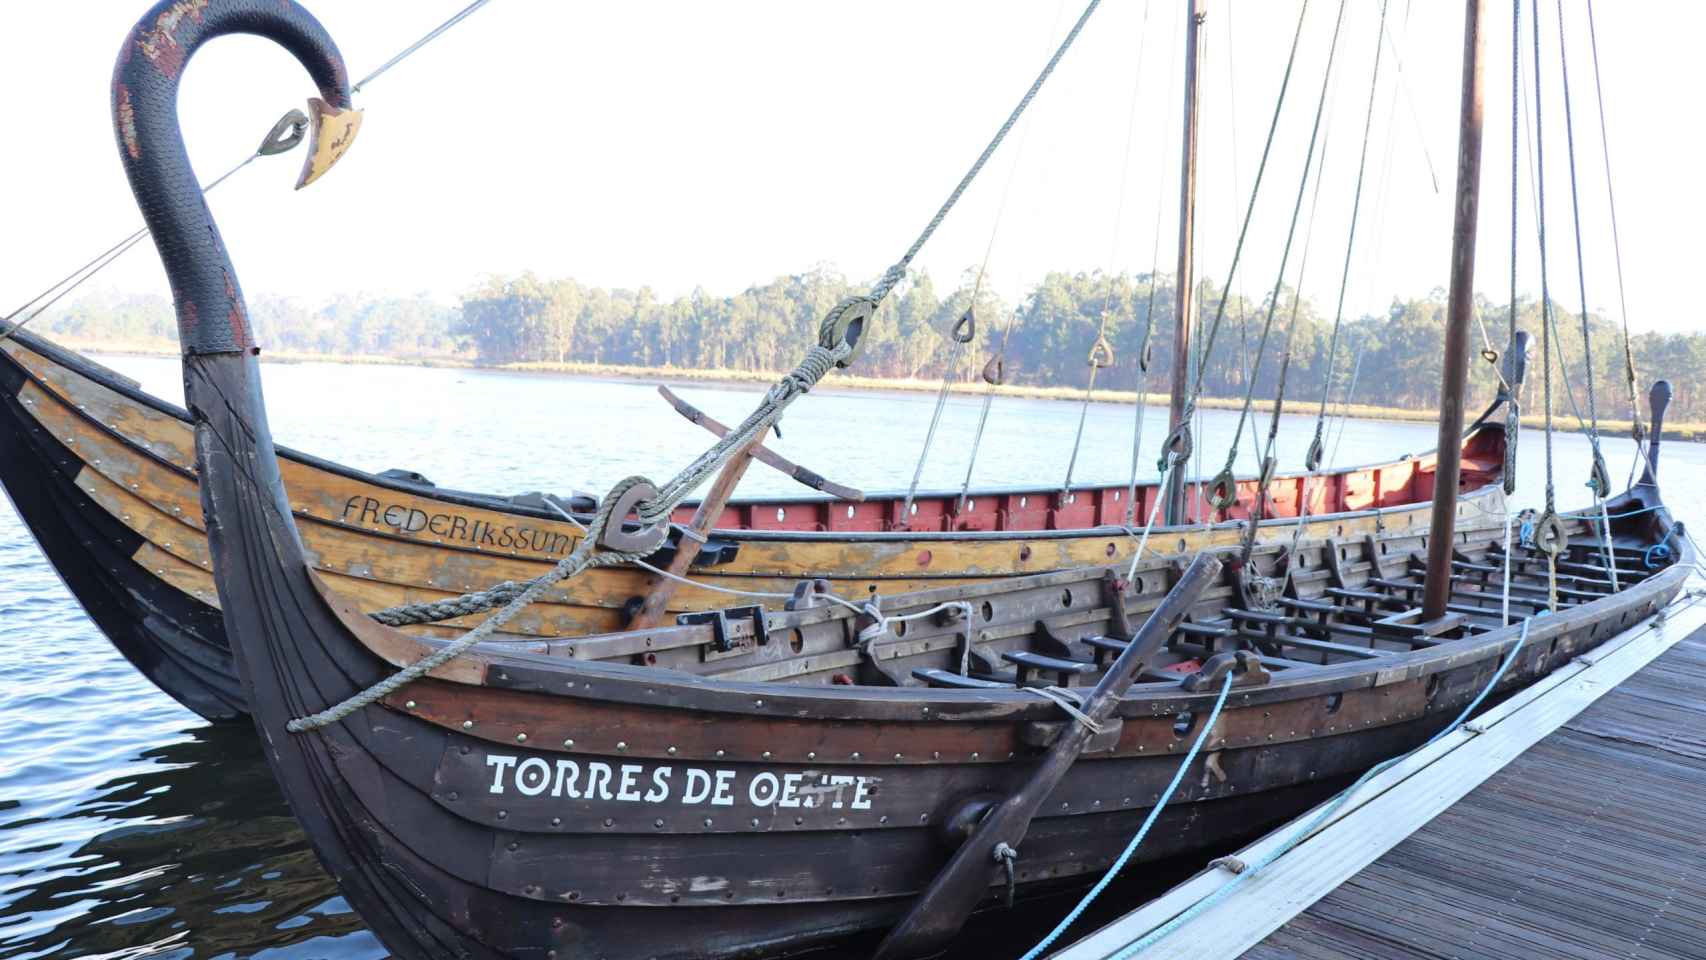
[657,385,864,500]
[872,552,1224,960]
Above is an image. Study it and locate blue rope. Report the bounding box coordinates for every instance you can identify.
[1105,619,1533,959]
[1016,672,1237,960]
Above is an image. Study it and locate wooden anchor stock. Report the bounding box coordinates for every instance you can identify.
[657,386,864,501]
[872,552,1224,960]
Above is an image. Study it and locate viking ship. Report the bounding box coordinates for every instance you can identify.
[0,320,1510,722]
[95,0,1689,958]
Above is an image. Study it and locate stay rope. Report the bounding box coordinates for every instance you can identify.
[1060,0,1159,503]
[1529,0,1560,612]
[1554,0,1619,591]
[1157,0,1313,481]
[1,0,499,346]
[1584,0,1645,462]
[1307,0,1388,473]
[1210,0,1346,517]
[302,1,1107,726]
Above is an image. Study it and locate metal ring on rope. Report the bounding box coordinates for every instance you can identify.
[1138,337,1154,373]
[1587,449,1610,499]
[1257,456,1277,491]
[950,308,976,344]
[597,480,668,554]
[1532,509,1570,557]
[981,354,1006,386]
[820,296,876,368]
[257,108,309,156]
[1304,424,1326,472]
[1208,465,1240,512]
[1157,421,1193,473]
[1087,335,1115,369]
[1480,347,1500,365]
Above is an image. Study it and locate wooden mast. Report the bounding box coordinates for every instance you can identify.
[1163,0,1206,525]
[1422,0,1488,621]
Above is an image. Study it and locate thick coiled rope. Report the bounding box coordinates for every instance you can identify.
[294,336,853,731]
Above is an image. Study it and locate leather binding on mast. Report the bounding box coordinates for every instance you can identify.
[1422,0,1488,622]
[1164,0,1206,525]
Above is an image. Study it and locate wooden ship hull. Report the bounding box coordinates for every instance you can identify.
[81,1,1688,957]
[0,323,1508,722]
[198,349,1685,960]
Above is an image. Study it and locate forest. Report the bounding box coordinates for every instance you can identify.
[35,266,1704,422]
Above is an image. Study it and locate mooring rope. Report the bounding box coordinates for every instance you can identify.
[1102,618,1537,958]
[1015,671,1236,960]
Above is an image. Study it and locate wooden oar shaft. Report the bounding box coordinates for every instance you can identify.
[872,552,1224,960]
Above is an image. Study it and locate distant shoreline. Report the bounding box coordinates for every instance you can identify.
[65,338,1703,442]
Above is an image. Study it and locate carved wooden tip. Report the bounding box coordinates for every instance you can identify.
[296,98,363,190]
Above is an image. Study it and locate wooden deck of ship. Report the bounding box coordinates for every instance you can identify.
[1054,585,1706,960]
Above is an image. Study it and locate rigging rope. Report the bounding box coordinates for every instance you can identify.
[1061,0,1158,502]
[951,0,1072,518]
[1307,0,1388,474]
[1208,0,1347,516]
[1507,0,1523,499]
[1158,0,1314,479]
[1583,0,1644,457]
[1529,0,1560,613]
[352,0,493,94]
[320,1,1109,714]
[1554,0,1618,591]
[2,0,499,345]
[867,0,1104,306]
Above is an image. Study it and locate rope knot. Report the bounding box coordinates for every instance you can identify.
[818,296,876,367]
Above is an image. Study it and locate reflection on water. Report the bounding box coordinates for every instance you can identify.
[1,355,1698,959]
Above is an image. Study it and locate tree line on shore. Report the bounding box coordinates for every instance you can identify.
[38,266,1703,422]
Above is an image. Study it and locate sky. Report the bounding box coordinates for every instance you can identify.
[3,1,1702,334]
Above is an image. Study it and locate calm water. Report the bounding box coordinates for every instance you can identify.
[2,354,1699,959]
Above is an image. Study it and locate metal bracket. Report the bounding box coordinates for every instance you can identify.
[1182,650,1271,693]
[676,604,768,654]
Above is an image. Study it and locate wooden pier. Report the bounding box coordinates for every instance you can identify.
[1055,586,1706,960]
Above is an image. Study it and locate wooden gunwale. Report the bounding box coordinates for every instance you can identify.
[1,326,1504,548]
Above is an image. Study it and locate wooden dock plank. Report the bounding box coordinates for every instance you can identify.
[1052,591,1706,960]
[1246,612,1706,960]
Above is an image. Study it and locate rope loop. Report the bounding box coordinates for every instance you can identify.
[949,307,976,344]
[1156,420,1193,474]
[1533,509,1570,557]
[1087,334,1115,369]
[257,109,309,156]
[819,296,875,367]
[1207,464,1240,512]
[1138,336,1154,374]
[1304,422,1326,472]
[595,477,668,555]
[981,354,1006,386]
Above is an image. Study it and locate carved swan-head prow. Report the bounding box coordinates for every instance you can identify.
[113,0,359,356]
